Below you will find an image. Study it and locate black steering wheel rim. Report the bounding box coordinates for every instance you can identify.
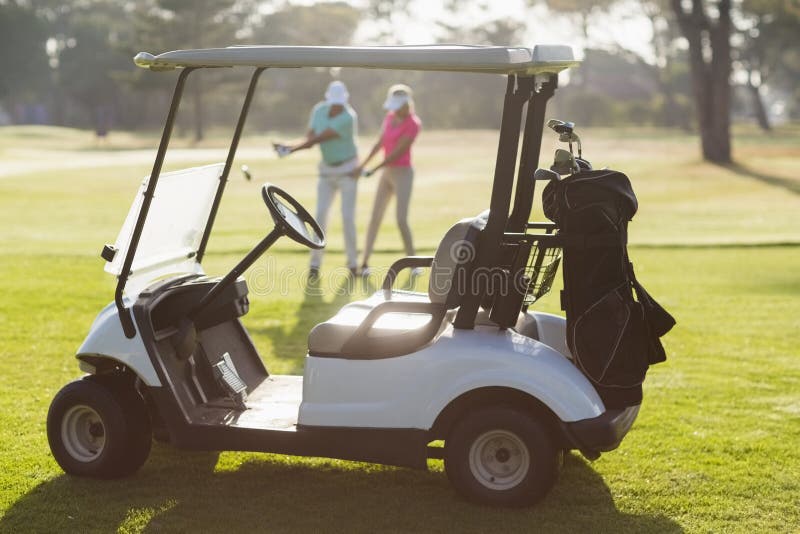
[261,183,326,250]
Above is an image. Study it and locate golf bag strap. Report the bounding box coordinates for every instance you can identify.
[627,261,676,339]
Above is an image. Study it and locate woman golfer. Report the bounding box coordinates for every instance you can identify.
[274,81,359,278]
[355,84,421,276]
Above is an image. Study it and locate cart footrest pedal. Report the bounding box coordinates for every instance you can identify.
[213,353,248,409]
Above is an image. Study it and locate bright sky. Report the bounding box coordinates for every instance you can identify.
[348,0,656,63]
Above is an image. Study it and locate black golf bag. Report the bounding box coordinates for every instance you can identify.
[542,169,675,408]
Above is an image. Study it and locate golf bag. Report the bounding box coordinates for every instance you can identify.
[542,169,675,408]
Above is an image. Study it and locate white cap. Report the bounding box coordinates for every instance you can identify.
[383,83,413,111]
[325,80,349,105]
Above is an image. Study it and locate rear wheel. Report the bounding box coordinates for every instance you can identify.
[47,375,152,478]
[444,407,560,506]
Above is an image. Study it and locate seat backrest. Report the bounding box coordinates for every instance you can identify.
[428,212,487,309]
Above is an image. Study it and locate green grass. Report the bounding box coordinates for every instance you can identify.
[0,124,799,533]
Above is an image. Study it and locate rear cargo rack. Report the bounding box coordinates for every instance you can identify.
[523,238,562,307]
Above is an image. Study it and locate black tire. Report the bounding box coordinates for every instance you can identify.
[47,375,152,478]
[90,374,153,472]
[444,406,560,507]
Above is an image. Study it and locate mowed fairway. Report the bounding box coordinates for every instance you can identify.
[0,125,798,533]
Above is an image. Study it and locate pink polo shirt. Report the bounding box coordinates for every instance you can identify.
[381,112,421,167]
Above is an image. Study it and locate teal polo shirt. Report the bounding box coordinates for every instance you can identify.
[309,102,358,165]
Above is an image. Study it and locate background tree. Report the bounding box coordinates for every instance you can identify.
[417,16,526,129]
[1,0,797,137]
[55,2,131,135]
[736,0,800,130]
[0,2,49,121]
[130,0,245,141]
[535,0,617,92]
[638,0,693,129]
[364,0,413,43]
[556,48,663,126]
[670,0,733,163]
[541,0,617,43]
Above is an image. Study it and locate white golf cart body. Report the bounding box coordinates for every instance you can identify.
[68,45,639,488]
[78,147,605,430]
[301,325,602,428]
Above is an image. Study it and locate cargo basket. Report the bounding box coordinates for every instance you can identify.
[522,235,562,306]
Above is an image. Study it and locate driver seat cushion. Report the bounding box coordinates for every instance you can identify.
[307,216,485,358]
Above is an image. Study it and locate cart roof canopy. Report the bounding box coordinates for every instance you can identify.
[133,44,578,75]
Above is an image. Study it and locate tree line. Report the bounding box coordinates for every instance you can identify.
[1,0,798,163]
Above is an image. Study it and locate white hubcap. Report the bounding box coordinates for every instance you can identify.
[468,430,530,491]
[61,405,106,462]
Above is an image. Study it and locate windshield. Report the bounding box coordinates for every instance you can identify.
[105,163,223,294]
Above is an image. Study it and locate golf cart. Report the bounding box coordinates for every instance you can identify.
[47,45,644,507]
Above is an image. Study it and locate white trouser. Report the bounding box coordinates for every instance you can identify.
[310,157,359,269]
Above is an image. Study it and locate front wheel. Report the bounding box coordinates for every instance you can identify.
[47,375,152,478]
[444,407,560,507]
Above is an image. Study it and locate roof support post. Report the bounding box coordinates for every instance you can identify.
[507,74,557,232]
[115,67,197,338]
[454,75,534,330]
[197,67,267,263]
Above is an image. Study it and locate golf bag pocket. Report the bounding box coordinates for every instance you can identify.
[571,284,649,390]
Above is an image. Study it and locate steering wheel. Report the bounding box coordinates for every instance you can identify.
[261,184,325,250]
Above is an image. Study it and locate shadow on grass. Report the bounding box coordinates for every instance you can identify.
[724,162,800,195]
[1,446,682,533]
[249,274,378,374]
[252,267,428,374]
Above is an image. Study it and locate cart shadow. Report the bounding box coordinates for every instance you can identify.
[724,162,800,196]
[1,446,682,533]
[251,267,428,374]
[248,274,379,373]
